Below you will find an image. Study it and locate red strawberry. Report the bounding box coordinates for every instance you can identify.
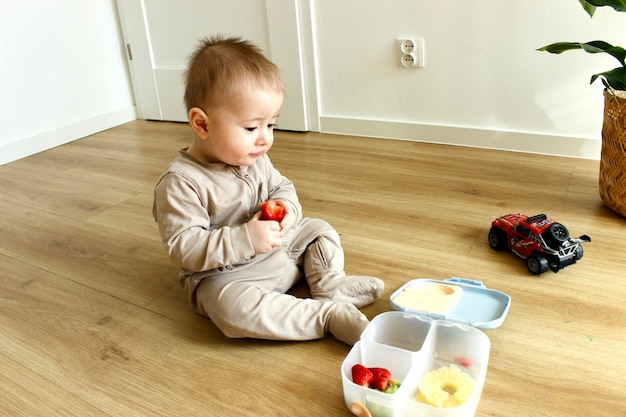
[457,357,474,368]
[351,364,373,387]
[260,200,286,222]
[369,367,392,391]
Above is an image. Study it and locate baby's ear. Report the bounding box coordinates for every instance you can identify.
[188,107,210,139]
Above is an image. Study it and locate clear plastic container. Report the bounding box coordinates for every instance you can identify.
[342,311,492,416]
[342,278,509,417]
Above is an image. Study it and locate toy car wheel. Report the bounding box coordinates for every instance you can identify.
[575,245,584,260]
[488,227,508,250]
[548,223,569,241]
[527,254,549,275]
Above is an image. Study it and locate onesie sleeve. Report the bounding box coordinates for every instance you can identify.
[153,172,255,272]
[262,156,303,221]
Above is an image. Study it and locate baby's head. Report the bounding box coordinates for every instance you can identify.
[184,36,285,114]
[183,36,285,166]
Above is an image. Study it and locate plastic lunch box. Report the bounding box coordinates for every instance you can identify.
[341,278,511,417]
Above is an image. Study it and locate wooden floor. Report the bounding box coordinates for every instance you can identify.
[1,120,624,417]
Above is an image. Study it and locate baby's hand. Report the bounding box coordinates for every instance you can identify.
[273,199,295,232]
[248,211,283,254]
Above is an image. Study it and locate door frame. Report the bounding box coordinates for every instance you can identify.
[115,0,319,132]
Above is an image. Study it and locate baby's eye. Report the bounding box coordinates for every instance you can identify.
[245,127,257,132]
[268,123,277,129]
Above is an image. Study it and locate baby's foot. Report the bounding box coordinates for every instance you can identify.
[327,302,370,345]
[312,275,384,308]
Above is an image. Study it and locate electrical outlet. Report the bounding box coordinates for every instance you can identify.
[399,39,415,54]
[398,38,425,68]
[401,53,417,67]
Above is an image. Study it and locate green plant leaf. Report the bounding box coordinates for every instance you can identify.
[581,41,626,65]
[538,42,586,54]
[591,67,626,90]
[583,0,626,12]
[538,41,626,67]
[578,0,596,16]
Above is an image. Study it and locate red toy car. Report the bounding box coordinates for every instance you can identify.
[488,213,591,275]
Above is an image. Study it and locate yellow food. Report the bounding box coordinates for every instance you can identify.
[416,364,475,408]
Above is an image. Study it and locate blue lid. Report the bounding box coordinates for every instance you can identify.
[389,277,511,329]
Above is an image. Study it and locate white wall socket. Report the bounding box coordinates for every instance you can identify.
[398,38,424,68]
[401,53,417,67]
[400,39,415,54]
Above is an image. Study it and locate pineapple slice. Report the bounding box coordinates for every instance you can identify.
[416,364,475,408]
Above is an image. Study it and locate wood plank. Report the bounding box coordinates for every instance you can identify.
[0,199,177,307]
[0,255,348,416]
[0,355,109,417]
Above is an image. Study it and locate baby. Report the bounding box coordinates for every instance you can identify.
[152,35,383,345]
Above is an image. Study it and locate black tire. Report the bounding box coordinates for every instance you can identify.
[549,223,569,241]
[527,254,549,275]
[543,223,570,248]
[575,245,584,260]
[488,227,508,250]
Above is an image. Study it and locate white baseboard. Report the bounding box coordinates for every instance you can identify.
[1,111,602,164]
[0,106,138,165]
[320,116,602,160]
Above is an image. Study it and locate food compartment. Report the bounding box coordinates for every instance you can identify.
[361,311,433,352]
[341,340,419,417]
[391,280,463,315]
[390,278,511,330]
[405,321,490,416]
[431,321,490,373]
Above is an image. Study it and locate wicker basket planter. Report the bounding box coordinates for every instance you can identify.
[599,89,626,216]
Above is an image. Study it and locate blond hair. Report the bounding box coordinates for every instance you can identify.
[184,35,285,112]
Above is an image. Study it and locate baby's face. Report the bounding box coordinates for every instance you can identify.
[202,88,284,166]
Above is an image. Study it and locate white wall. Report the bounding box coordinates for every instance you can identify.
[2,0,624,163]
[0,0,136,165]
[311,0,625,158]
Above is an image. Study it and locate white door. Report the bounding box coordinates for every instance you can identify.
[116,0,314,131]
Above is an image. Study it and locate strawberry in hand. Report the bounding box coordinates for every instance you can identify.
[259,200,286,222]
